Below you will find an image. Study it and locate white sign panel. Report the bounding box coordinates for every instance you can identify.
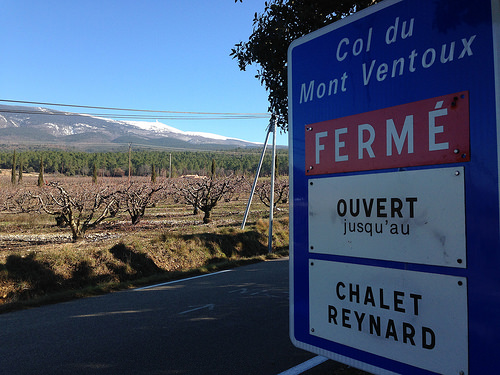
[309,260,468,375]
[308,167,466,267]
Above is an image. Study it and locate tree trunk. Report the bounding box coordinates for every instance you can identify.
[202,209,211,224]
[69,219,82,242]
[131,213,141,225]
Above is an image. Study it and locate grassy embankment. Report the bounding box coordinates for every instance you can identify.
[0,173,289,313]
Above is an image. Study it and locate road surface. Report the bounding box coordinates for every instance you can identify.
[0,258,369,375]
[0,259,314,374]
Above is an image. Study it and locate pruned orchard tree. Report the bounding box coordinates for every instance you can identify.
[174,175,242,224]
[30,182,119,241]
[256,177,289,210]
[173,176,205,215]
[232,0,380,132]
[118,181,166,225]
[5,188,40,213]
[0,185,37,213]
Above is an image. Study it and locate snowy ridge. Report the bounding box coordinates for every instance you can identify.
[126,120,184,134]
[125,120,260,144]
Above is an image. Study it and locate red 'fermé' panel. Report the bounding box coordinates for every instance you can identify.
[305,91,470,175]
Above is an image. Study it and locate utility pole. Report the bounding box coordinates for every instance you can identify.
[128,143,132,184]
[268,119,277,253]
[169,153,172,178]
[241,126,271,230]
[241,117,278,254]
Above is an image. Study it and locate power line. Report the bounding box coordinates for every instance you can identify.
[0,99,271,118]
[0,108,269,120]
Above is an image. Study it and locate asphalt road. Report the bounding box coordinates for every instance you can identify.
[0,258,347,375]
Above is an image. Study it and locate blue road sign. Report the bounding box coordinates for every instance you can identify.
[288,0,500,374]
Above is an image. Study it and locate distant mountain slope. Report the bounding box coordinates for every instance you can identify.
[0,105,261,151]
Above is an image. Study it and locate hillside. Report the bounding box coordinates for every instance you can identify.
[0,105,265,152]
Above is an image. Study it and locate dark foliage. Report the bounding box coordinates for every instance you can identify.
[232,0,380,132]
[0,149,288,177]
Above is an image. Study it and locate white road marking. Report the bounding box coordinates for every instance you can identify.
[276,356,328,375]
[178,304,215,315]
[134,269,233,290]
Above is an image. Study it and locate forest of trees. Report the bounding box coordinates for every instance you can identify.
[0,149,288,178]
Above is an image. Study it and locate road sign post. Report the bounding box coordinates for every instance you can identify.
[288,1,500,374]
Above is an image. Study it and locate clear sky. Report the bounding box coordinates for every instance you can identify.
[1,1,288,145]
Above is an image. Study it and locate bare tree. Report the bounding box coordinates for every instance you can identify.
[256,177,289,209]
[173,177,204,215]
[30,182,118,241]
[119,182,165,225]
[6,188,39,213]
[0,185,37,213]
[174,175,241,223]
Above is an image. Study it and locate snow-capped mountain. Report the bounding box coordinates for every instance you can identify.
[126,120,257,144]
[0,105,260,150]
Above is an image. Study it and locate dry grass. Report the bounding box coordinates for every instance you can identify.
[0,173,289,311]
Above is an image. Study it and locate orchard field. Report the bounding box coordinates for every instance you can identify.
[0,169,289,311]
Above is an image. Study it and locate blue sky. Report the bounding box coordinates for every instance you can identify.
[1,1,288,145]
